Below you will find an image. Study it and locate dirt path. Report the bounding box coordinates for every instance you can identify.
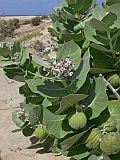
[0,69,66,160]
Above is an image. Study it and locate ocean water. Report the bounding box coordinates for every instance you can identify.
[0,0,103,16]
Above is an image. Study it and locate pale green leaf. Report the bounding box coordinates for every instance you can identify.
[43,106,71,138]
[108,100,120,130]
[58,40,81,70]
[88,77,108,119]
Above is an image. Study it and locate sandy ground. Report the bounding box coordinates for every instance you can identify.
[0,69,67,160]
[0,16,39,21]
[0,16,68,160]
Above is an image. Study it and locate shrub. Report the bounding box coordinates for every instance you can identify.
[22,20,31,25]
[8,18,20,30]
[0,18,20,38]
[31,16,41,26]
[1,0,120,160]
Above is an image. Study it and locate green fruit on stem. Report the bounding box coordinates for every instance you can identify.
[100,132,120,155]
[69,112,87,130]
[85,128,102,149]
[34,126,47,141]
[108,74,120,88]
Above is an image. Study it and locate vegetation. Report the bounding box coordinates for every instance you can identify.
[31,16,41,26]
[0,18,20,38]
[0,0,120,160]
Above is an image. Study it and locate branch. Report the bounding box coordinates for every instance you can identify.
[100,74,120,100]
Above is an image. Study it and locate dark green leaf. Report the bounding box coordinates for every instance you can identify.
[56,94,88,114]
[90,43,112,53]
[74,0,92,13]
[102,12,117,26]
[60,130,88,151]
[90,68,115,74]
[22,124,35,137]
[106,0,120,6]
[60,33,84,43]
[0,47,10,58]
[90,18,111,33]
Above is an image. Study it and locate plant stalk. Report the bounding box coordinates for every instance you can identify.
[100,74,120,100]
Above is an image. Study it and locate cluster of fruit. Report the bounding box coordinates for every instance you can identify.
[68,112,120,156]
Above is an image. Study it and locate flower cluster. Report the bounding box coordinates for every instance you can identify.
[11,52,20,62]
[48,57,74,77]
[17,108,28,121]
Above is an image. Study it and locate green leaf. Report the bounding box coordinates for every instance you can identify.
[12,111,25,128]
[90,43,112,53]
[88,77,108,119]
[102,12,117,26]
[60,130,88,151]
[82,39,90,49]
[65,0,76,5]
[22,124,35,137]
[108,100,120,130]
[90,18,111,33]
[43,106,71,138]
[106,0,120,6]
[25,103,43,125]
[68,144,90,160]
[112,29,120,40]
[3,65,25,82]
[74,0,92,13]
[56,94,88,114]
[90,47,114,69]
[32,55,51,68]
[0,47,10,58]
[90,68,115,74]
[19,47,28,65]
[58,40,81,70]
[88,155,100,160]
[60,33,84,43]
[12,41,21,56]
[92,6,106,20]
[84,21,104,45]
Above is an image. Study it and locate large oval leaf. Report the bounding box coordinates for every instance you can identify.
[90,18,111,33]
[88,77,108,119]
[74,0,92,13]
[56,94,88,114]
[58,40,81,70]
[43,106,71,139]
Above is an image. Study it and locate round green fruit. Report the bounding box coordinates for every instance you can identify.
[34,126,47,141]
[108,74,120,88]
[69,112,87,130]
[85,128,102,149]
[100,132,120,155]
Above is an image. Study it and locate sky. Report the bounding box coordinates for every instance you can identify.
[0,0,103,16]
